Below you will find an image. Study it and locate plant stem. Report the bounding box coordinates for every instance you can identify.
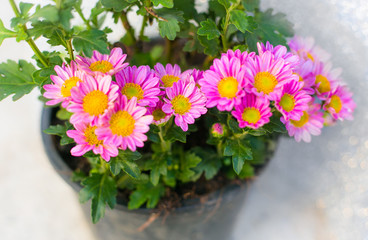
[66,39,74,60]
[75,6,92,30]
[120,11,137,47]
[139,14,148,41]
[165,38,173,62]
[221,9,232,52]
[9,0,49,67]
[158,125,171,152]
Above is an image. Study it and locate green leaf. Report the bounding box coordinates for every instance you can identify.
[197,19,221,40]
[128,183,165,209]
[79,173,117,223]
[71,170,87,182]
[29,21,67,47]
[19,2,34,16]
[173,0,196,18]
[238,162,255,178]
[101,0,129,12]
[241,0,260,12]
[198,35,220,57]
[56,107,73,120]
[43,122,74,145]
[165,125,189,143]
[192,147,222,180]
[230,10,250,33]
[72,29,109,57]
[227,117,243,134]
[156,8,184,40]
[247,128,267,136]
[209,0,226,18]
[0,60,37,101]
[0,19,17,46]
[152,0,174,8]
[224,139,252,174]
[177,152,202,182]
[218,0,231,9]
[263,115,286,133]
[109,150,142,178]
[30,5,59,23]
[145,153,168,186]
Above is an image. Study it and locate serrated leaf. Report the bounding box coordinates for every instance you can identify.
[158,18,180,40]
[0,60,37,101]
[228,117,243,134]
[19,2,34,16]
[128,183,165,209]
[209,0,226,18]
[43,122,74,145]
[109,150,142,178]
[242,0,260,12]
[247,127,267,136]
[152,0,174,8]
[218,0,231,9]
[79,173,117,223]
[72,29,109,57]
[230,10,250,33]
[238,162,255,178]
[224,139,252,174]
[145,153,168,186]
[173,0,196,18]
[197,19,221,40]
[263,115,286,133]
[177,152,202,182]
[198,35,220,57]
[101,0,129,12]
[29,21,67,47]
[0,19,17,46]
[30,5,59,23]
[165,125,189,143]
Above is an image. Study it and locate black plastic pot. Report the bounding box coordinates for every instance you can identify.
[41,107,260,240]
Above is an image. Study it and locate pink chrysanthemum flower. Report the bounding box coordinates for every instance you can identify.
[115,65,161,107]
[313,61,340,97]
[221,49,255,65]
[67,74,119,125]
[76,47,128,76]
[281,101,324,142]
[163,78,207,131]
[43,61,84,108]
[274,80,312,121]
[66,121,118,162]
[231,93,272,129]
[288,36,330,63]
[293,60,315,95]
[257,42,299,68]
[199,56,246,111]
[154,63,183,88]
[323,85,356,121]
[181,68,204,85]
[96,96,153,152]
[244,51,298,101]
[146,100,172,125]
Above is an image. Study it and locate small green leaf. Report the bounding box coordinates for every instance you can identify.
[43,122,74,145]
[263,115,286,133]
[79,173,117,223]
[30,5,59,23]
[151,0,174,8]
[165,125,189,143]
[218,0,231,9]
[0,19,17,46]
[56,107,73,120]
[197,19,221,40]
[109,150,142,178]
[29,21,67,47]
[128,183,165,209]
[247,128,267,136]
[230,10,250,33]
[209,0,226,17]
[72,29,109,57]
[238,162,255,178]
[158,18,180,40]
[0,60,37,101]
[241,0,260,12]
[100,0,129,12]
[71,170,87,182]
[145,153,168,186]
[177,152,202,182]
[224,139,253,174]
[19,2,34,16]
[227,117,243,134]
[198,35,220,57]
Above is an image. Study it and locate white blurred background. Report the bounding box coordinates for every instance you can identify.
[0,0,368,239]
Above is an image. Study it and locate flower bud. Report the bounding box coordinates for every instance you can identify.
[211,123,227,138]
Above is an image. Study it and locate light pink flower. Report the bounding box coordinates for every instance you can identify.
[66,121,118,162]
[76,47,128,76]
[154,63,183,88]
[288,36,330,63]
[115,65,161,107]
[293,60,315,95]
[323,85,356,121]
[257,41,299,68]
[313,61,340,98]
[231,93,272,129]
[163,78,207,131]
[43,61,84,108]
[146,100,172,125]
[221,49,255,66]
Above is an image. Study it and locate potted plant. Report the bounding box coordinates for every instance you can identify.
[0,0,356,239]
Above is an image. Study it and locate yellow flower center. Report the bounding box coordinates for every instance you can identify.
[290,111,309,127]
[162,75,180,88]
[84,125,103,146]
[121,83,144,100]
[152,109,166,121]
[218,77,238,98]
[89,60,114,73]
[109,110,135,137]
[296,73,303,82]
[61,77,80,97]
[82,90,108,116]
[315,75,331,93]
[254,72,278,95]
[327,95,342,113]
[279,94,296,112]
[242,107,261,124]
[172,95,191,115]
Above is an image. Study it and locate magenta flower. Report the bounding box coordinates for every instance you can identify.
[231,93,272,129]
[281,101,324,142]
[323,85,356,121]
[115,65,161,107]
[76,47,128,76]
[181,68,204,85]
[288,36,330,63]
[67,74,119,125]
[221,49,255,66]
[43,61,84,108]
[293,60,315,95]
[199,56,246,111]
[66,121,118,162]
[244,51,297,101]
[147,100,172,125]
[257,41,299,68]
[274,80,312,121]
[154,63,183,88]
[313,61,340,97]
[96,96,153,152]
[163,79,207,131]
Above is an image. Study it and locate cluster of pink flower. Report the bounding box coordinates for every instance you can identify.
[200,37,355,142]
[43,48,207,161]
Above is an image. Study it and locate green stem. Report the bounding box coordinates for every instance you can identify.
[66,39,74,60]
[165,38,174,62]
[75,6,92,30]
[9,0,49,67]
[221,9,232,52]
[120,11,137,47]
[139,14,148,41]
[158,126,171,152]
